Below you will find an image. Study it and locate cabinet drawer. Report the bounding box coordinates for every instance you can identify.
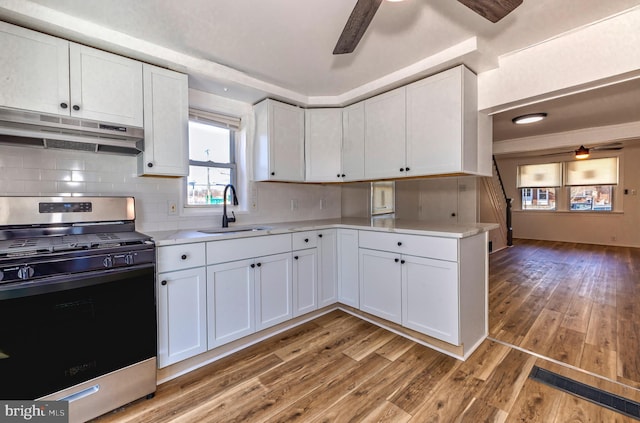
[207,233,292,264]
[157,243,206,273]
[358,231,457,262]
[292,231,318,250]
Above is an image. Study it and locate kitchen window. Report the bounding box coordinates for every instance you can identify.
[186,110,240,207]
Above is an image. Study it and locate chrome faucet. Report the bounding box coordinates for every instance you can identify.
[222,184,239,228]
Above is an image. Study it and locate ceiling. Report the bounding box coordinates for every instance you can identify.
[1,0,640,150]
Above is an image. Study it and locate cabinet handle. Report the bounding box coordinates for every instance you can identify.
[181,254,187,260]
[397,241,402,246]
[401,259,406,264]
[337,174,341,178]
[451,212,456,217]
[394,258,399,263]
[161,280,167,286]
[399,168,405,172]
[72,105,80,111]
[271,172,275,176]
[405,167,410,171]
[294,256,299,260]
[60,102,68,109]
[341,174,346,177]
[147,162,154,168]
[251,263,255,268]
[318,234,323,238]
[304,238,309,243]
[257,262,262,267]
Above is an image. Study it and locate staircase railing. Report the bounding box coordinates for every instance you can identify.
[492,156,513,246]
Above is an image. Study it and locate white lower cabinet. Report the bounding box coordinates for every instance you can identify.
[255,253,293,331]
[206,259,255,349]
[402,255,459,345]
[359,249,402,324]
[337,229,359,307]
[318,230,338,307]
[157,267,207,367]
[292,248,318,317]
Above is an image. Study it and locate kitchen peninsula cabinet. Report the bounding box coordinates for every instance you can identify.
[0,21,143,127]
[138,64,189,176]
[254,99,305,182]
[359,248,402,324]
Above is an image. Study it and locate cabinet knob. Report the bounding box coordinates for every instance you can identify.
[60,102,68,109]
[401,259,406,264]
[337,174,341,178]
[405,167,410,171]
[394,258,399,263]
[251,264,255,268]
[341,174,346,177]
[257,262,262,267]
[400,168,405,172]
[397,241,402,246]
[147,162,154,168]
[304,238,309,243]
[271,172,275,176]
[451,212,456,217]
[161,280,167,286]
[181,254,187,260]
[294,256,299,260]
[72,105,80,111]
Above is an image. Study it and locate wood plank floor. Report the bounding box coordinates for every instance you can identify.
[92,239,640,422]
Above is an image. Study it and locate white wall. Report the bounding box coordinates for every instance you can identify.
[0,90,342,233]
[496,143,640,247]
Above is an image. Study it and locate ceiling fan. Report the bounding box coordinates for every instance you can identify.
[333,0,523,54]
[540,142,624,158]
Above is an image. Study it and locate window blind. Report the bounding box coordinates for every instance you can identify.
[516,163,562,188]
[565,157,618,186]
[189,109,241,130]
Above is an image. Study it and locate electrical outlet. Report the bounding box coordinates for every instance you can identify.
[250,185,258,211]
[167,200,178,216]
[320,199,326,210]
[291,199,298,211]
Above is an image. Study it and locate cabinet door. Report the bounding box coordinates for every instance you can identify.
[255,253,293,330]
[318,230,338,308]
[402,255,459,345]
[359,248,402,324]
[364,87,406,180]
[139,64,189,176]
[207,259,255,348]
[305,108,343,182]
[157,267,207,367]
[69,43,143,127]
[292,248,318,317]
[342,102,365,181]
[0,22,69,115]
[270,100,305,181]
[406,67,463,175]
[337,229,359,308]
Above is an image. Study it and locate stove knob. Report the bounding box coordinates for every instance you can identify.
[17,266,35,280]
[103,256,113,268]
[125,253,134,265]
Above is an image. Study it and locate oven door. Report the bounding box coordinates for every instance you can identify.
[0,265,156,400]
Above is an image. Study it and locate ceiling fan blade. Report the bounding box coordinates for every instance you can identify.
[333,0,384,55]
[457,0,523,23]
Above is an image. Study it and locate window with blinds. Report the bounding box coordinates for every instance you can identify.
[516,163,563,188]
[565,157,618,186]
[186,109,241,207]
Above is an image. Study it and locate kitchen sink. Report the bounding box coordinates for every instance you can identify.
[198,225,272,235]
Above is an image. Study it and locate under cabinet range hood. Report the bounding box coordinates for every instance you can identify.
[0,108,144,155]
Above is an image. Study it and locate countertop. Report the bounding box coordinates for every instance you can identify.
[148,218,500,246]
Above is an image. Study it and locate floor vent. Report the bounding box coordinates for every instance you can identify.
[529,366,640,420]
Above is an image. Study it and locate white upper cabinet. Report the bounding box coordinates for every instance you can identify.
[406,66,478,176]
[254,99,305,182]
[341,102,365,181]
[0,22,69,116]
[364,87,406,180]
[0,22,143,127]
[138,64,189,176]
[304,108,343,182]
[69,43,143,127]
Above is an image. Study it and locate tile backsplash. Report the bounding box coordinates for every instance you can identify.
[0,144,342,233]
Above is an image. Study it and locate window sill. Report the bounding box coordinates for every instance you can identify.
[514,209,623,215]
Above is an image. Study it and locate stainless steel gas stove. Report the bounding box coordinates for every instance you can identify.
[0,196,157,423]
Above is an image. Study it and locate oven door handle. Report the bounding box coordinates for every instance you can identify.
[0,264,155,300]
[58,384,100,403]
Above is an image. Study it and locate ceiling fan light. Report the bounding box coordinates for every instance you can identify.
[575,145,590,159]
[512,113,548,125]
